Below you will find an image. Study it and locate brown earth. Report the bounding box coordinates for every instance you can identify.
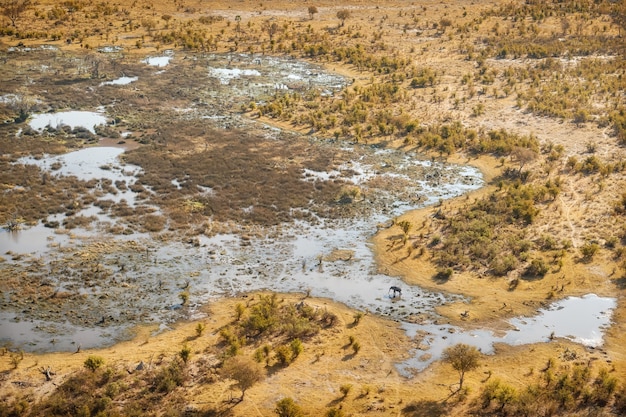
[1,0,626,416]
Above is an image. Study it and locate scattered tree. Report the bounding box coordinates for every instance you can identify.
[442,343,481,391]
[0,0,31,28]
[308,6,318,20]
[221,356,265,400]
[336,9,350,27]
[9,350,23,369]
[235,302,246,321]
[511,146,538,176]
[265,20,279,41]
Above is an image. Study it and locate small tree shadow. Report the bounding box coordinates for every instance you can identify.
[432,268,452,284]
[402,400,450,417]
[614,276,626,289]
[326,396,344,408]
[188,405,235,417]
[265,362,288,377]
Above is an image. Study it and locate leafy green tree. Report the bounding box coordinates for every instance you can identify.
[442,343,481,391]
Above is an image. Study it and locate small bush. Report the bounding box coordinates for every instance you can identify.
[179,344,191,364]
[326,408,345,417]
[435,267,453,280]
[153,359,186,394]
[339,384,352,398]
[84,356,105,372]
[9,350,24,369]
[290,339,303,358]
[274,345,294,366]
[320,310,339,327]
[179,291,189,305]
[580,242,599,261]
[275,397,305,417]
[525,258,549,277]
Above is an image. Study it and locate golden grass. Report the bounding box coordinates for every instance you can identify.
[1,0,626,415]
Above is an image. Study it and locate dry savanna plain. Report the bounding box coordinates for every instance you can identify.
[1,0,626,416]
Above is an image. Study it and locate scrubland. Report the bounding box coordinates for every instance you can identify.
[1,0,626,415]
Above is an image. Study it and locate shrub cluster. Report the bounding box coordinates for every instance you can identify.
[219,294,338,367]
[430,180,560,276]
[474,364,625,416]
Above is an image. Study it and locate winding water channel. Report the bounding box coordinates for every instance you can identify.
[0,52,616,376]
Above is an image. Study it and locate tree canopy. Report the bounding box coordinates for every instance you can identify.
[221,356,265,400]
[1,0,31,28]
[442,343,481,391]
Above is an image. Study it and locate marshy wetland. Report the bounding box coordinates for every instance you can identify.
[1,1,626,416]
[0,43,616,375]
[1,49,485,352]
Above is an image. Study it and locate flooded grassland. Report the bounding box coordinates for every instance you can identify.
[0,48,615,372]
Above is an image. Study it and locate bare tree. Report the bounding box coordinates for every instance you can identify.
[511,146,538,175]
[442,343,481,391]
[1,0,31,28]
[308,6,318,20]
[264,19,279,41]
[221,356,265,400]
[336,9,350,27]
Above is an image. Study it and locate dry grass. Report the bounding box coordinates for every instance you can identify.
[1,0,626,415]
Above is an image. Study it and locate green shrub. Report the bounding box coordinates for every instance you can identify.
[179,344,191,364]
[275,397,305,417]
[580,242,599,260]
[525,258,549,277]
[153,359,186,394]
[84,356,105,372]
[195,322,206,337]
[290,339,303,358]
[325,408,345,417]
[274,345,294,366]
[435,267,453,280]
